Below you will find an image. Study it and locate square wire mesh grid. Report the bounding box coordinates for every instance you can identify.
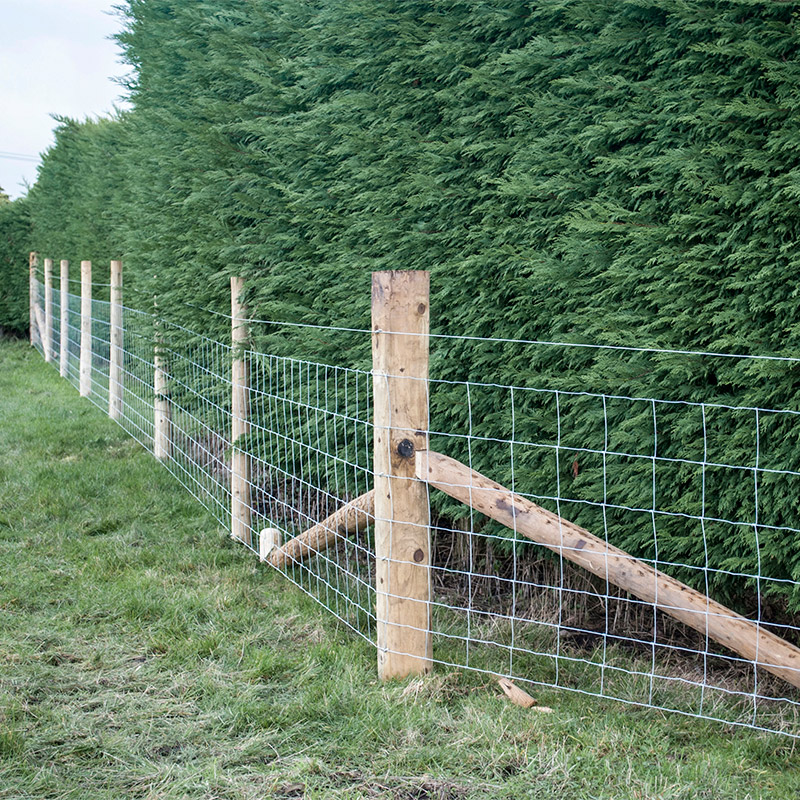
[423,375,800,735]
[30,276,800,737]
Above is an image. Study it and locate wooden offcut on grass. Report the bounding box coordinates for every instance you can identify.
[1,339,799,800]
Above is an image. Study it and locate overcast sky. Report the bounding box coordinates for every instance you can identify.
[0,0,130,200]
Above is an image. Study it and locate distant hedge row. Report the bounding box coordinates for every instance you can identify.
[27,1,800,611]
[0,195,30,336]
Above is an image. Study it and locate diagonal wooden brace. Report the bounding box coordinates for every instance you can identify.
[416,449,800,691]
[268,491,374,568]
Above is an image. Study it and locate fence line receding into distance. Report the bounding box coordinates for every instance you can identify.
[27,255,800,739]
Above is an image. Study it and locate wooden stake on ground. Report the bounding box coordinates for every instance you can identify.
[372,270,432,680]
[29,252,38,346]
[260,528,282,562]
[43,258,53,362]
[230,276,251,546]
[108,260,123,420]
[497,678,553,712]
[269,491,374,568]
[59,260,69,378]
[417,449,800,691]
[79,261,92,397]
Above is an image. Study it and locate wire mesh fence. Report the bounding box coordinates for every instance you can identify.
[28,269,800,738]
[424,377,800,736]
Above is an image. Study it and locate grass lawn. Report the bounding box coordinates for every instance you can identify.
[1,338,799,799]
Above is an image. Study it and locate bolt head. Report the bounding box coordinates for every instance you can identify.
[397,438,415,458]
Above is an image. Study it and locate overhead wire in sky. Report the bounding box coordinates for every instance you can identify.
[0,150,40,163]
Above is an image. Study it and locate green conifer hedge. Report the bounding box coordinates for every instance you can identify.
[0,195,31,336]
[25,0,800,611]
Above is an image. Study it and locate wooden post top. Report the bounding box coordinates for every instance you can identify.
[371,271,430,327]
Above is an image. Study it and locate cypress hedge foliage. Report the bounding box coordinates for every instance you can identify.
[0,194,31,337]
[27,116,129,286]
[26,1,800,611]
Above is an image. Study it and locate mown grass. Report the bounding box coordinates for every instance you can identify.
[1,338,800,799]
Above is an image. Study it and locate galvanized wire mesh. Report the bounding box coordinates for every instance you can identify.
[30,274,800,738]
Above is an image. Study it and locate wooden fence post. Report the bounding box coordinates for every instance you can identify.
[371,270,432,680]
[59,260,69,378]
[79,261,92,397]
[231,276,252,546]
[43,258,53,362]
[29,252,38,346]
[153,306,172,461]
[108,260,123,420]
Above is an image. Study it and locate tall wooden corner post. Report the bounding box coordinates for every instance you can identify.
[371,270,432,680]
[29,252,38,346]
[108,260,123,420]
[79,261,92,397]
[230,277,252,546]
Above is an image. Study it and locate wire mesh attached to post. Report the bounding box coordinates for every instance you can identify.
[29,268,800,739]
